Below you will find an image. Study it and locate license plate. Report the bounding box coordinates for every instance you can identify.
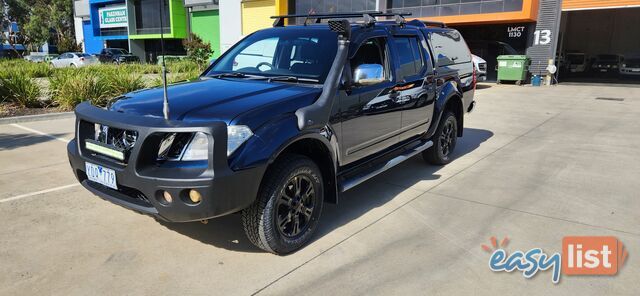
[85,162,118,190]
[600,69,607,72]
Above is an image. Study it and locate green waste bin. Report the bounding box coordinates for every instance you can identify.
[496,55,530,85]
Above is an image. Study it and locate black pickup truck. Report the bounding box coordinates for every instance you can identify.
[97,48,140,64]
[67,12,476,254]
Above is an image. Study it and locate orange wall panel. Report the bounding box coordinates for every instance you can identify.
[416,0,539,25]
[563,0,640,10]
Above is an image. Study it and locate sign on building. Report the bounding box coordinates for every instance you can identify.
[99,6,128,28]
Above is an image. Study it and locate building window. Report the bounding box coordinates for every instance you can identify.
[133,0,171,35]
[293,0,377,15]
[387,0,524,17]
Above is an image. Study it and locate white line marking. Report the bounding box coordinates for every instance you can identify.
[0,184,80,203]
[9,123,71,143]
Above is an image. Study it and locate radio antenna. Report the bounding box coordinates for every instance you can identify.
[159,0,170,120]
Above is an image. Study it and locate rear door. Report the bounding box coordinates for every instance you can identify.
[388,29,436,142]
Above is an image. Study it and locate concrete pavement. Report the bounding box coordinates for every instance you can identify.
[0,84,638,295]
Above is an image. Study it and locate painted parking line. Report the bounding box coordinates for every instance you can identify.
[0,184,80,203]
[9,123,71,143]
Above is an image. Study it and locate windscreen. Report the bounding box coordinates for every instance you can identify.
[207,28,338,83]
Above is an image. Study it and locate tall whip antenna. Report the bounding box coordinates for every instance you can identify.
[159,0,170,120]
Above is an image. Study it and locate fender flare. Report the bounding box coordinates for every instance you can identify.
[426,80,464,139]
[231,115,339,203]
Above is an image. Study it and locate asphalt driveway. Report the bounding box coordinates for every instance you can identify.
[1,84,638,295]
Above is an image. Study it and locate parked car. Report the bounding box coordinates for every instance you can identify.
[466,40,519,81]
[620,55,640,76]
[472,54,487,81]
[50,52,99,68]
[67,13,476,254]
[23,53,59,63]
[590,54,622,73]
[565,52,588,73]
[97,48,140,64]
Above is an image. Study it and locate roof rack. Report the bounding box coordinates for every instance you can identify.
[271,11,412,28]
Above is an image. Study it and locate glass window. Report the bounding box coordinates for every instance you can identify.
[387,0,524,17]
[350,38,389,83]
[209,29,338,82]
[134,0,170,35]
[430,30,472,67]
[392,36,424,80]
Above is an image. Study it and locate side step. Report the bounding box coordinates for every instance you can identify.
[339,140,433,192]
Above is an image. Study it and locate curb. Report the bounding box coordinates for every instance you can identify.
[0,112,74,125]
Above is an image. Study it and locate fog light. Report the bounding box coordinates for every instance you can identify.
[189,189,202,204]
[162,191,173,204]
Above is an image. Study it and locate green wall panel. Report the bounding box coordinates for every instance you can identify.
[191,10,221,58]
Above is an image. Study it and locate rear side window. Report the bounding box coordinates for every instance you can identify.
[392,36,424,80]
[429,30,471,67]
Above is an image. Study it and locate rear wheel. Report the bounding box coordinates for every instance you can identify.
[242,154,324,255]
[423,111,458,165]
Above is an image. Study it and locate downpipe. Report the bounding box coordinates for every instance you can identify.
[295,35,350,130]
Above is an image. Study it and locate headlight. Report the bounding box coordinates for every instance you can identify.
[622,64,626,68]
[182,132,209,161]
[227,125,253,156]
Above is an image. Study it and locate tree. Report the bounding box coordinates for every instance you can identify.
[183,33,214,68]
[2,0,77,55]
[22,2,49,50]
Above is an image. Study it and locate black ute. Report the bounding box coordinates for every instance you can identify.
[67,12,476,254]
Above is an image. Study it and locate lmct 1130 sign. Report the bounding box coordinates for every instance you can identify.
[99,6,128,29]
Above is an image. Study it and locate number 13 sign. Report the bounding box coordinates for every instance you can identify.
[534,30,552,45]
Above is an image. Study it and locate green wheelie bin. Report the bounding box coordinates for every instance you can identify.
[496,55,530,85]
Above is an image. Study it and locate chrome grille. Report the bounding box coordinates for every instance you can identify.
[93,123,138,151]
[478,63,487,71]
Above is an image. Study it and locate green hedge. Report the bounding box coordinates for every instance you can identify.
[0,59,204,110]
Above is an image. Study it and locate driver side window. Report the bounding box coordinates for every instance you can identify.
[350,38,389,86]
[233,37,279,71]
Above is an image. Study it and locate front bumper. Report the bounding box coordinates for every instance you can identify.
[67,102,265,222]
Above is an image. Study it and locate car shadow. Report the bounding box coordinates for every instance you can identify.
[475,83,493,90]
[0,133,68,150]
[158,128,493,253]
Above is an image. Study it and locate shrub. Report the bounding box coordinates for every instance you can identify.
[101,69,146,97]
[50,69,110,110]
[182,33,214,68]
[0,74,42,108]
[167,59,201,74]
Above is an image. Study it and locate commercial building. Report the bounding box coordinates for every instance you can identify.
[74,0,224,62]
[71,0,639,84]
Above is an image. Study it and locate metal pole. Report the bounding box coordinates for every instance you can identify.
[159,0,170,120]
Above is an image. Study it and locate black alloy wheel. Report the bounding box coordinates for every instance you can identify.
[276,175,316,238]
[423,111,458,165]
[242,154,324,255]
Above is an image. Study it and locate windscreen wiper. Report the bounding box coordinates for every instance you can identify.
[208,72,250,79]
[264,76,320,83]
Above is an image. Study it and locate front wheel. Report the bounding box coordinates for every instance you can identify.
[423,111,458,165]
[242,154,324,255]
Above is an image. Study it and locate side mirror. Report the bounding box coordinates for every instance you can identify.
[353,64,385,86]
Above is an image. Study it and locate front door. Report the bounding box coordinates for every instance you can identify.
[339,36,402,165]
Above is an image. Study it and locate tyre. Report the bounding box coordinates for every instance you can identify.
[242,154,324,255]
[423,111,458,165]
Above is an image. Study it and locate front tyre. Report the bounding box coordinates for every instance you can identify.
[423,111,458,165]
[242,154,324,255]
